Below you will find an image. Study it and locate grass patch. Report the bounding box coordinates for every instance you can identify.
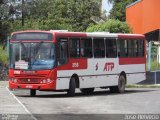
[127,84,160,88]
[0,44,8,65]
[146,60,160,71]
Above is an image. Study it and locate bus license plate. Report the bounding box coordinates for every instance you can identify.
[26,85,33,89]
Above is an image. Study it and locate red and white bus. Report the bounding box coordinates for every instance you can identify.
[9,30,146,96]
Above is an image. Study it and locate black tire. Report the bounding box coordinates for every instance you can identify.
[30,89,36,96]
[80,88,94,94]
[110,75,126,93]
[67,77,76,97]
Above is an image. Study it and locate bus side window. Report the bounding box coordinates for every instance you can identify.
[128,40,138,57]
[57,39,68,66]
[81,38,93,58]
[106,39,117,58]
[118,39,128,57]
[69,38,80,58]
[93,38,105,58]
[137,40,144,57]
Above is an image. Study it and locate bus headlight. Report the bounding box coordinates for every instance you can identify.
[40,79,52,84]
[43,80,46,83]
[14,79,17,83]
[10,78,17,83]
[47,78,51,83]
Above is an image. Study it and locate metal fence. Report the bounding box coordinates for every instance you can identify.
[142,42,160,85]
[138,71,160,85]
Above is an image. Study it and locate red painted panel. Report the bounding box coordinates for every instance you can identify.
[118,34,145,39]
[9,81,56,90]
[55,32,87,38]
[58,58,88,70]
[9,69,57,90]
[119,57,146,65]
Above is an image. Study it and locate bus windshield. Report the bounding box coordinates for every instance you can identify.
[10,42,56,70]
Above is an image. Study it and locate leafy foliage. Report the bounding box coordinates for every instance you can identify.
[109,0,137,21]
[86,19,131,33]
[0,1,9,43]
[0,44,8,65]
[27,0,101,31]
[0,0,101,42]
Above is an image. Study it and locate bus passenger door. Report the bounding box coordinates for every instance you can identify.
[57,39,68,66]
[56,38,70,90]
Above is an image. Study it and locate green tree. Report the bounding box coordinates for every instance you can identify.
[86,19,131,33]
[0,0,102,39]
[0,0,9,42]
[109,0,137,21]
[0,0,17,42]
[28,0,101,31]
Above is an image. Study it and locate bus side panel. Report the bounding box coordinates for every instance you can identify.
[56,58,120,90]
[118,63,146,84]
[79,58,119,88]
[56,73,119,89]
[56,58,93,90]
[56,78,70,90]
[79,75,119,88]
[126,72,146,84]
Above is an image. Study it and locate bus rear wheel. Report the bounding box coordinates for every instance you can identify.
[80,88,94,94]
[67,77,76,97]
[110,75,126,93]
[30,89,36,96]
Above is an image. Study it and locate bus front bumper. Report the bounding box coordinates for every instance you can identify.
[9,81,56,90]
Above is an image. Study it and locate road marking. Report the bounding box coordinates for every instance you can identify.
[6,87,37,120]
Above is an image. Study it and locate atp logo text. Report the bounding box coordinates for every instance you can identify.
[103,62,114,71]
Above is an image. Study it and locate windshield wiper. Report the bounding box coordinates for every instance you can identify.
[18,41,26,52]
[16,41,28,61]
[30,41,44,69]
[35,41,44,54]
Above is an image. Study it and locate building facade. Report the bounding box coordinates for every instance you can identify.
[126,0,160,41]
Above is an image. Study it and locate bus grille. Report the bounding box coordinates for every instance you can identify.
[19,78,40,84]
[14,74,47,78]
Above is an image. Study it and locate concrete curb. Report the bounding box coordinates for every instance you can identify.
[0,81,37,120]
[126,84,160,88]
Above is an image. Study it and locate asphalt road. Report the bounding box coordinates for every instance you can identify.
[9,87,160,120]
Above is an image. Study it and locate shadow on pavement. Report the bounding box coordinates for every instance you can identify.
[33,114,124,120]
[15,88,157,98]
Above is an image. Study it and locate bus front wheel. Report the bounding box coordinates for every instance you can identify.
[67,77,76,97]
[110,75,126,93]
[30,89,36,96]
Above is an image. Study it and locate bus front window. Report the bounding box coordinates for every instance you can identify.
[10,42,56,70]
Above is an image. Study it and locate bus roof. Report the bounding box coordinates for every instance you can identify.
[11,30,52,36]
[55,32,145,39]
[11,30,145,39]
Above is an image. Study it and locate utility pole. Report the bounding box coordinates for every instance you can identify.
[148,41,152,71]
[22,0,24,26]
